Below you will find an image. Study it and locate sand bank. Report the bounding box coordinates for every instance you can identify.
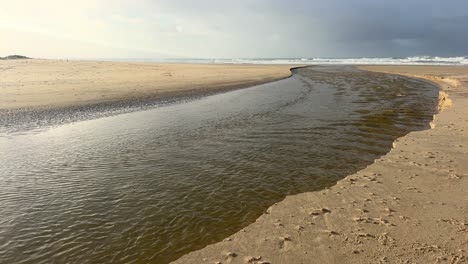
[0,60,294,110]
[173,66,468,264]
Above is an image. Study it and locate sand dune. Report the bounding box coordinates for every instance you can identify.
[0,59,294,110]
[173,66,468,264]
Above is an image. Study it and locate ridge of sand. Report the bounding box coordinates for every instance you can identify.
[172,66,468,264]
[0,59,296,111]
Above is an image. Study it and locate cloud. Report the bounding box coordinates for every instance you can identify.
[1,0,467,58]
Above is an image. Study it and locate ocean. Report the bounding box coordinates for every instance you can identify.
[104,56,468,65]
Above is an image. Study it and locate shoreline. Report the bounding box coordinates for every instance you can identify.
[0,59,298,111]
[173,66,468,264]
[0,60,300,133]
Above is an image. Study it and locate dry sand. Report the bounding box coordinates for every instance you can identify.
[0,59,294,110]
[173,66,468,264]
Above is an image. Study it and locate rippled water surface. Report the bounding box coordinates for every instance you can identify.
[0,66,437,263]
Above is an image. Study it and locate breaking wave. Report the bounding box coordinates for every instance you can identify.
[115,56,468,65]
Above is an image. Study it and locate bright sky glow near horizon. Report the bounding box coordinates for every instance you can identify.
[1,0,468,59]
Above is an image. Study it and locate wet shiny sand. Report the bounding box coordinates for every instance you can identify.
[0,66,437,263]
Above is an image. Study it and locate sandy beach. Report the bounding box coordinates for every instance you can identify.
[1,61,466,263]
[0,60,294,110]
[173,66,468,264]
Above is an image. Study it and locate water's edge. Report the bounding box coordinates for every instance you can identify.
[171,67,444,263]
[0,66,306,135]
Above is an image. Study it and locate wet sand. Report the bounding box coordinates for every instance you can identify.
[0,60,298,133]
[0,59,294,110]
[173,66,468,264]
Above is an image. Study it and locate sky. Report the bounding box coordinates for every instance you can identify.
[1,0,467,59]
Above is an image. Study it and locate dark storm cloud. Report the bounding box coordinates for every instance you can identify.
[151,0,468,57]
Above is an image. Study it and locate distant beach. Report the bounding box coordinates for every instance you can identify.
[0,59,294,110]
[0,60,298,133]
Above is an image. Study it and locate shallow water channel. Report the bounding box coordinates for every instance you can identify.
[0,66,438,263]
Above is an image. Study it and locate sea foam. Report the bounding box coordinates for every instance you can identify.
[112,56,468,65]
